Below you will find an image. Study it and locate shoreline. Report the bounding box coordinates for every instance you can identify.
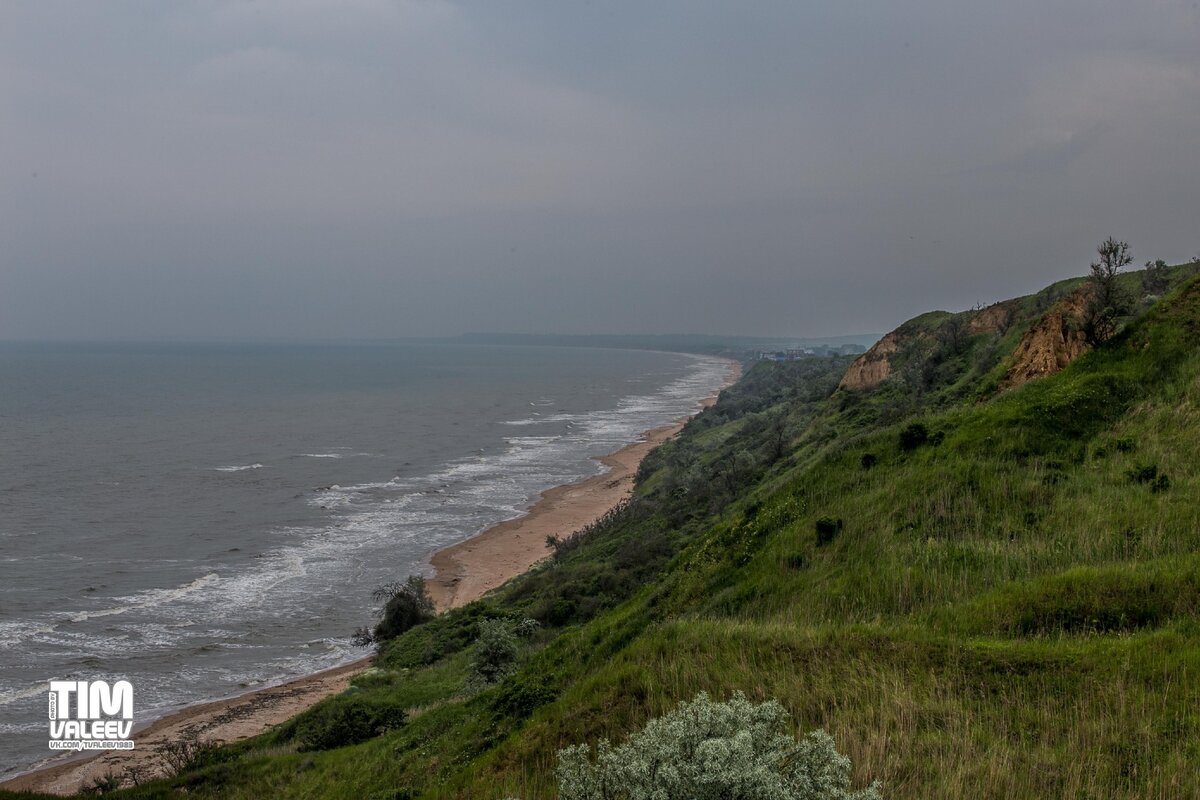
[426,357,738,612]
[2,358,740,796]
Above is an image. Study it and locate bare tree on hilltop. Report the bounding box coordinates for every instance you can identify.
[1083,236,1133,346]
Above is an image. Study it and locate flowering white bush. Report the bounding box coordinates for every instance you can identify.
[555,691,881,800]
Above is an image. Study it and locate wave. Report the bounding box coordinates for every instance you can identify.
[0,620,57,650]
[213,463,264,472]
[0,681,54,708]
[295,452,373,459]
[63,573,219,624]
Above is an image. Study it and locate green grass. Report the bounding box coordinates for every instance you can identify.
[11,264,1200,799]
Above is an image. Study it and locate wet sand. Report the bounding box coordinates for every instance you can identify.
[2,359,739,796]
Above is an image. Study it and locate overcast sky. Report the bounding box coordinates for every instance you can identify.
[2,1,1198,340]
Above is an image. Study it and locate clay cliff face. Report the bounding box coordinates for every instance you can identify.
[837,331,901,390]
[1001,289,1091,388]
[837,292,1091,394]
[967,301,1016,335]
[838,302,1010,392]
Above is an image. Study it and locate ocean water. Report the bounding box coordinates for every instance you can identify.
[0,342,728,776]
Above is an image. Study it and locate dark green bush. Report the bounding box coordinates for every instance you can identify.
[377,601,505,669]
[1127,463,1159,483]
[860,453,878,470]
[492,672,559,719]
[815,517,843,546]
[1126,462,1170,491]
[372,576,435,643]
[291,695,407,751]
[899,422,930,451]
[537,597,579,626]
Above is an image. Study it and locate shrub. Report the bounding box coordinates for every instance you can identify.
[370,576,436,644]
[1126,463,1170,492]
[1143,259,1170,295]
[539,598,579,626]
[469,618,536,686]
[556,691,882,800]
[1126,463,1158,483]
[81,772,123,795]
[548,499,640,561]
[815,517,844,547]
[119,764,152,787]
[898,422,929,451]
[860,453,877,470]
[153,736,220,776]
[492,672,559,719]
[377,600,504,669]
[292,695,407,752]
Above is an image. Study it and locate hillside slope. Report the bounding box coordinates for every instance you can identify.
[12,262,1200,800]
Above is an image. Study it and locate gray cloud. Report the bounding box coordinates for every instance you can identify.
[2,1,1198,340]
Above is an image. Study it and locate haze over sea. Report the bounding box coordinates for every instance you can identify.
[0,342,728,776]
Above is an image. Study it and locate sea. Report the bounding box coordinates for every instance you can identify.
[0,341,729,777]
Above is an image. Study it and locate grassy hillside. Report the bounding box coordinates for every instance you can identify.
[11,263,1200,799]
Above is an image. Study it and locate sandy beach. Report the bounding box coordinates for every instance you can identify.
[428,415,699,610]
[2,359,738,796]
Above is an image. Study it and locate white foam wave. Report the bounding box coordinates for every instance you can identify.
[0,682,51,707]
[63,573,219,625]
[0,619,59,649]
[213,463,264,472]
[210,553,307,610]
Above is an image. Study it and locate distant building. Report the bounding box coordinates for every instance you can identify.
[758,349,815,362]
[756,343,864,362]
